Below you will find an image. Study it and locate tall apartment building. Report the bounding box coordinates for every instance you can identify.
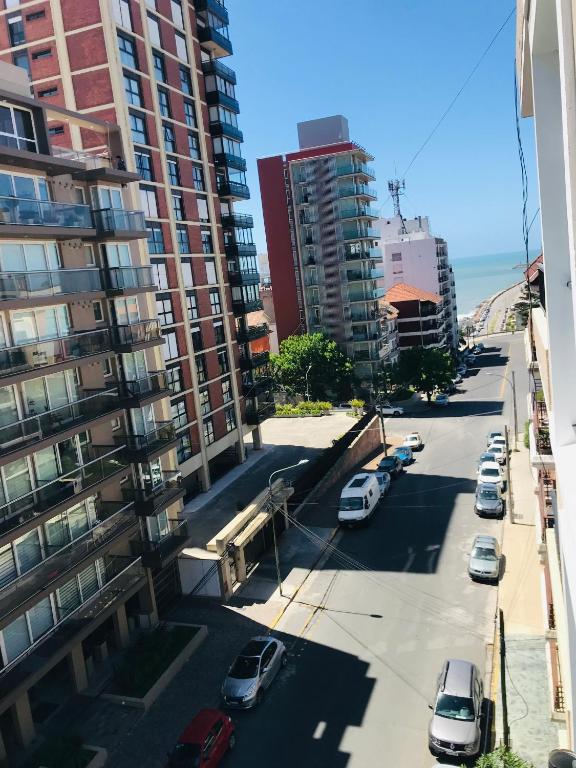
[0,64,189,761]
[0,0,273,498]
[378,215,458,348]
[258,115,393,390]
[517,0,576,745]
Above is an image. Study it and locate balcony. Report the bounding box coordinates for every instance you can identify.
[209,121,243,142]
[119,371,170,407]
[214,152,246,172]
[0,268,103,308]
[225,242,257,258]
[138,519,189,569]
[342,225,379,241]
[206,89,240,113]
[245,401,275,425]
[196,0,229,23]
[347,287,385,302]
[51,147,141,185]
[337,184,377,200]
[240,351,269,370]
[339,206,379,220]
[229,269,260,287]
[201,57,236,83]
[198,25,233,58]
[125,470,184,516]
[221,212,253,229]
[217,179,250,200]
[242,375,273,397]
[335,163,376,180]
[0,196,94,239]
[103,266,156,295]
[236,323,268,344]
[345,246,382,262]
[111,320,163,352]
[232,296,263,315]
[0,447,129,539]
[0,389,123,462]
[91,208,147,240]
[116,422,177,461]
[0,501,137,630]
[353,349,380,362]
[0,329,112,385]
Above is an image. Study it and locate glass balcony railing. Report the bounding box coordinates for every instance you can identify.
[242,375,273,397]
[337,184,377,199]
[119,372,169,403]
[240,351,269,370]
[209,121,243,142]
[124,470,183,516]
[0,446,129,538]
[0,196,93,230]
[232,297,263,315]
[115,422,176,457]
[0,269,102,302]
[111,320,162,350]
[206,90,240,113]
[0,329,111,381]
[229,269,260,287]
[201,58,236,84]
[198,25,233,57]
[339,207,379,220]
[217,179,250,200]
[196,0,229,23]
[104,266,155,293]
[92,208,146,236]
[236,323,269,344]
[335,163,376,180]
[245,401,275,425]
[213,152,246,172]
[342,225,379,241]
[344,247,382,262]
[221,212,253,229]
[0,389,122,459]
[225,242,257,258]
[139,519,189,568]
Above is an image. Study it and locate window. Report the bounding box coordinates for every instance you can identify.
[172,193,184,221]
[179,65,192,95]
[163,123,176,153]
[199,388,210,416]
[147,14,161,46]
[118,32,137,69]
[175,31,188,62]
[153,51,166,82]
[209,288,221,315]
[48,126,64,136]
[391,253,402,262]
[187,132,200,160]
[156,296,174,326]
[26,10,46,21]
[191,324,203,350]
[129,112,147,144]
[186,291,198,319]
[184,101,197,129]
[167,157,180,186]
[213,319,225,345]
[205,257,217,283]
[8,14,25,46]
[124,73,142,106]
[171,399,187,429]
[32,49,52,60]
[201,231,213,255]
[84,245,95,265]
[162,330,179,361]
[157,88,171,118]
[38,86,57,98]
[203,417,215,445]
[93,301,104,323]
[181,261,193,286]
[171,0,184,28]
[218,349,229,375]
[140,186,158,218]
[134,149,153,181]
[196,354,207,383]
[177,225,190,254]
[147,223,165,254]
[12,52,29,76]
[102,358,112,377]
[112,0,132,29]
[221,377,232,403]
[177,433,192,463]
[225,406,236,432]
[192,166,205,191]
[151,260,169,289]
[166,365,183,395]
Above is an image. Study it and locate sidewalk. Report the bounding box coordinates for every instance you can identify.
[495,441,562,764]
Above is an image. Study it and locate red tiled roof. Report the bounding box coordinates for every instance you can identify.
[525,253,543,282]
[384,283,442,304]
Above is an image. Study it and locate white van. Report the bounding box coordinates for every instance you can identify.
[338,473,380,526]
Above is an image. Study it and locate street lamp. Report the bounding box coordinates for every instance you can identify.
[305,364,312,401]
[485,371,518,450]
[268,459,310,597]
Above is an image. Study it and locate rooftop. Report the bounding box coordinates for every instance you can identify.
[384,283,442,305]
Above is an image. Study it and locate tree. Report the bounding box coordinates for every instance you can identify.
[271,333,355,401]
[472,746,535,768]
[392,346,454,402]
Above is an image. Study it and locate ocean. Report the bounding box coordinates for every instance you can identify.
[451,250,539,317]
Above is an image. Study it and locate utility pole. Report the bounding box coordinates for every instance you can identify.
[499,609,510,748]
[505,425,513,522]
[379,410,388,456]
[511,370,518,451]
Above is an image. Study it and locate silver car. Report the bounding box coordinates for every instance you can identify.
[468,535,501,582]
[222,636,287,708]
[429,659,483,759]
[374,471,391,498]
[475,483,503,517]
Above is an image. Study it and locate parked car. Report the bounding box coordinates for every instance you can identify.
[487,443,506,465]
[456,366,467,377]
[490,435,507,450]
[452,375,463,385]
[468,535,501,582]
[222,637,287,708]
[477,460,504,491]
[393,445,413,465]
[475,343,485,352]
[428,659,483,759]
[374,471,391,498]
[377,455,403,478]
[167,709,235,767]
[376,403,404,417]
[403,432,424,451]
[433,393,450,406]
[477,451,497,470]
[475,483,504,517]
[486,430,504,447]
[338,473,380,526]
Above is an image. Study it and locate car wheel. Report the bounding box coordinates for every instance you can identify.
[281,652,288,667]
[228,733,236,750]
[393,410,400,416]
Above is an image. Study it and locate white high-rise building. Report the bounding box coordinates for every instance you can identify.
[378,215,458,348]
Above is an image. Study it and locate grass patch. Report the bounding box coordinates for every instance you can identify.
[524,420,530,449]
[112,625,198,698]
[25,732,95,768]
[275,401,332,417]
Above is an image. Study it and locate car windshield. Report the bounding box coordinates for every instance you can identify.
[395,448,407,455]
[435,694,475,721]
[482,468,500,477]
[171,744,201,767]
[229,655,260,679]
[480,488,499,500]
[472,546,498,561]
[340,497,363,511]
[379,459,394,469]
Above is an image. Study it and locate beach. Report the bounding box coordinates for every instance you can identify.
[461,280,524,336]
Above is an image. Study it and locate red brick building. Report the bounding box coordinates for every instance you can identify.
[385,283,446,349]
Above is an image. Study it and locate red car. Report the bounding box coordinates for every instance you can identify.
[168,709,235,767]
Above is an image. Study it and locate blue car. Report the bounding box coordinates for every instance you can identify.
[393,446,413,466]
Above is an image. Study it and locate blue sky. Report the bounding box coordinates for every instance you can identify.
[226,0,541,261]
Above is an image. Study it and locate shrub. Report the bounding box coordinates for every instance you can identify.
[524,420,530,448]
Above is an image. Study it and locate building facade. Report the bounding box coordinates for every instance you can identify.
[0,0,273,496]
[378,215,458,348]
[517,0,576,745]
[384,283,445,349]
[258,115,394,390]
[0,64,189,762]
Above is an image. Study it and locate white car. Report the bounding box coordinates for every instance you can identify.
[376,404,404,417]
[486,430,504,447]
[477,460,504,491]
[490,435,507,450]
[487,442,506,465]
[403,432,424,451]
[374,471,391,497]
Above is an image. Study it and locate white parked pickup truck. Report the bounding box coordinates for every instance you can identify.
[375,404,404,417]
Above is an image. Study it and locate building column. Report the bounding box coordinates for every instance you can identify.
[199,463,211,493]
[138,570,159,628]
[112,603,130,649]
[13,692,34,749]
[235,437,246,464]
[68,644,88,693]
[252,426,262,450]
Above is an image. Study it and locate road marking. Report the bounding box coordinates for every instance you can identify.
[499,357,510,400]
[313,722,327,740]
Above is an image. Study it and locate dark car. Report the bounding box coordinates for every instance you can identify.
[475,483,504,517]
[167,708,235,767]
[377,455,403,478]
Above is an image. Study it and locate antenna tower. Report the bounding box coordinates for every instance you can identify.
[388,179,407,233]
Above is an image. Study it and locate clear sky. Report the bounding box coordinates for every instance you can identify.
[226,0,541,261]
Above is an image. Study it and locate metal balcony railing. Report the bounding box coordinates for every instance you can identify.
[236,323,268,344]
[111,320,162,349]
[104,266,155,292]
[0,268,102,302]
[120,371,169,402]
[115,422,176,457]
[221,212,253,229]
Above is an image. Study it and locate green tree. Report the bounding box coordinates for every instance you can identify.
[271,333,355,401]
[392,346,454,402]
[471,746,535,768]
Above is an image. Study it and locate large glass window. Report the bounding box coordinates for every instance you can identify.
[186,291,198,320]
[118,32,138,69]
[199,388,210,416]
[163,123,176,153]
[179,65,192,95]
[176,225,190,254]
[112,0,132,29]
[8,14,25,46]
[140,186,158,218]
[163,330,179,361]
[153,51,166,82]
[12,305,70,343]
[175,31,188,62]
[209,288,221,315]
[225,406,236,433]
[124,73,142,107]
[196,354,207,383]
[166,365,183,395]
[0,242,59,272]
[167,157,180,186]
[205,258,217,284]
[177,433,192,463]
[221,377,232,403]
[151,260,168,289]
[146,223,165,254]
[213,319,225,345]
[172,193,185,221]
[147,14,161,46]
[201,231,213,254]
[171,0,184,28]
[187,133,200,160]
[0,105,36,152]
[192,166,205,191]
[134,149,153,181]
[129,112,147,145]
[203,417,215,445]
[157,88,171,118]
[184,101,197,129]
[218,349,229,375]
[156,296,174,326]
[171,399,187,429]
